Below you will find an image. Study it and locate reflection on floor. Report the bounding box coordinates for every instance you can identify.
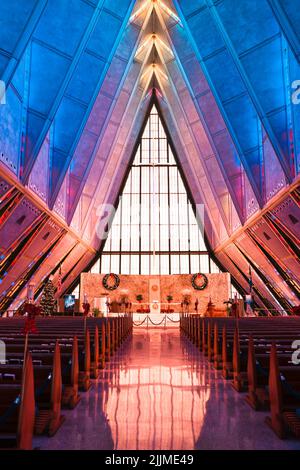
[34,328,300,450]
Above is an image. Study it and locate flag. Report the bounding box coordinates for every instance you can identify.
[57,265,62,293]
[248,265,253,294]
[246,266,254,316]
[245,294,254,316]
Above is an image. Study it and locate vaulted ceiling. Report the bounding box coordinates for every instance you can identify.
[0,0,299,313]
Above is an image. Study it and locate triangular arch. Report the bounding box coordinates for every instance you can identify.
[89,100,223,277]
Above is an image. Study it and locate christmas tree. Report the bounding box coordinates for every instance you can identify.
[40,279,56,316]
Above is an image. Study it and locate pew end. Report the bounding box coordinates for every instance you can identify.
[245,336,270,411]
[231,327,247,393]
[90,326,100,379]
[0,353,35,450]
[265,343,287,439]
[79,329,91,392]
[34,342,65,437]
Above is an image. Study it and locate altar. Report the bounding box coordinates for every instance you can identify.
[93,295,109,316]
[79,273,231,316]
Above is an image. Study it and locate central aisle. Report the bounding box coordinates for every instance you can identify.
[35,328,300,450]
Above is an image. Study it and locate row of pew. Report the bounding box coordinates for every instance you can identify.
[180,315,300,440]
[0,315,133,449]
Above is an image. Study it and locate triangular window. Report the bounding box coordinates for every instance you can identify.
[90,104,220,275]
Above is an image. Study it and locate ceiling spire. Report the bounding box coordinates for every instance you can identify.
[129,0,182,27]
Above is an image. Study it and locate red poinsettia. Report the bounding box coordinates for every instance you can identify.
[82,302,90,316]
[21,302,40,334]
[22,302,41,318]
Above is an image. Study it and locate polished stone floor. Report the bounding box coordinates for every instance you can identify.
[34,328,300,450]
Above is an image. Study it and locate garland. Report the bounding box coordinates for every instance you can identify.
[102,273,120,291]
[191,273,208,290]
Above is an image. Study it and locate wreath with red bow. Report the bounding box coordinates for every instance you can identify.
[102,273,120,291]
[191,273,208,290]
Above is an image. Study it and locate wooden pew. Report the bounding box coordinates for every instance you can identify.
[265,343,300,439]
[1,342,66,436]
[213,323,222,369]
[202,320,207,355]
[222,325,231,379]
[0,315,130,367]
[61,336,80,409]
[227,335,295,393]
[106,320,111,361]
[0,353,35,449]
[90,326,99,380]
[181,315,300,442]
[246,335,266,410]
[111,319,116,353]
[245,335,288,410]
[182,315,300,383]
[2,337,80,409]
[220,331,299,384]
[231,327,247,392]
[197,317,202,349]
[0,315,132,443]
[100,323,106,369]
[34,341,65,436]
[78,329,91,392]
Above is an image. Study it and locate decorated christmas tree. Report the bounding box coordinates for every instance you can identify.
[40,279,56,316]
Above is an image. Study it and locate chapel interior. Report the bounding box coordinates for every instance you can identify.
[0,0,300,451]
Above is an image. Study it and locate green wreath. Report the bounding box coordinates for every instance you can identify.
[192,273,208,290]
[102,273,120,291]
